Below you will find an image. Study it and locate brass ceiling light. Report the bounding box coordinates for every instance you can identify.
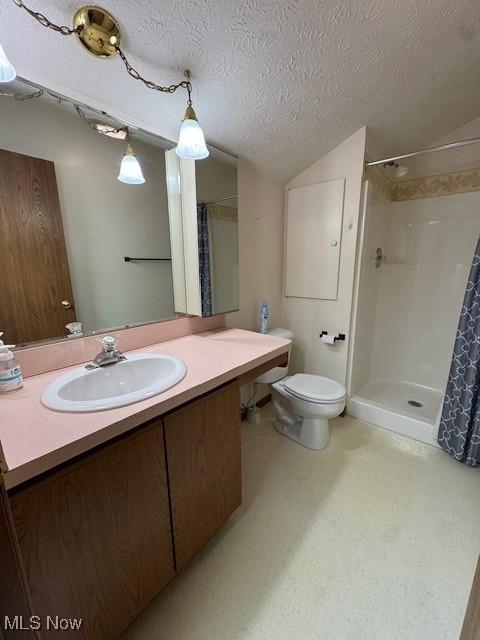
[72,6,121,58]
[11,0,209,160]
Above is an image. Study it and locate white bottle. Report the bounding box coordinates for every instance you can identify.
[0,332,23,393]
[259,301,270,334]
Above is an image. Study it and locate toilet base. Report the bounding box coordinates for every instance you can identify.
[274,416,330,450]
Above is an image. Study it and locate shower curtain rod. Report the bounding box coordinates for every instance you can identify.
[204,195,238,205]
[365,136,480,167]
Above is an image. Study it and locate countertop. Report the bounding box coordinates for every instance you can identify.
[0,328,291,490]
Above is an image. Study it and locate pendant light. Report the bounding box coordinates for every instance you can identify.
[176,104,209,160]
[117,135,145,185]
[0,43,16,83]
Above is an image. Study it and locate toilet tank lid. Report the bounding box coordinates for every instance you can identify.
[268,328,293,340]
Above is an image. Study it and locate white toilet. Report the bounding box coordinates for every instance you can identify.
[255,328,346,450]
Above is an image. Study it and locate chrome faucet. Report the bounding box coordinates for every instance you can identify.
[86,336,126,369]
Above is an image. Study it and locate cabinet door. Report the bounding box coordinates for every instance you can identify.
[165,381,241,570]
[0,482,35,639]
[10,420,174,640]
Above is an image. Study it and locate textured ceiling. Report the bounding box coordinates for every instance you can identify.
[1,0,480,182]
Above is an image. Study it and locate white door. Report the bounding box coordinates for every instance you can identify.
[285,178,345,300]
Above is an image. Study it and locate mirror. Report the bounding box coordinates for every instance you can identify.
[0,78,182,347]
[195,157,239,316]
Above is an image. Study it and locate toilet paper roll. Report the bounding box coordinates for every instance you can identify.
[321,334,336,345]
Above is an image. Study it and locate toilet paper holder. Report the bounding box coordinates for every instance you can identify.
[320,331,346,342]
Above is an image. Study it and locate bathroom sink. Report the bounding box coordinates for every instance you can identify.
[41,354,187,413]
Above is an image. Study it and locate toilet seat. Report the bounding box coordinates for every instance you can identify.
[282,374,346,404]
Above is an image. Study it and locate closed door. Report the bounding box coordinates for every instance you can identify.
[0,148,75,344]
[164,381,242,570]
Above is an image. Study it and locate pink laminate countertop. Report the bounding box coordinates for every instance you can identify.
[0,328,290,490]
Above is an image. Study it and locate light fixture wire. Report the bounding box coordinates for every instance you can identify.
[13,0,79,35]
[115,46,192,98]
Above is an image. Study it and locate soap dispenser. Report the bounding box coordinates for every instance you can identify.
[0,332,23,393]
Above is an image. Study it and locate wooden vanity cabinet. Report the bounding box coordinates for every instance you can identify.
[3,380,242,639]
[165,381,241,569]
[9,420,174,640]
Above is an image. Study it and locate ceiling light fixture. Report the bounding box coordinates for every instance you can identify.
[176,72,209,160]
[12,1,209,160]
[0,43,16,83]
[117,135,145,185]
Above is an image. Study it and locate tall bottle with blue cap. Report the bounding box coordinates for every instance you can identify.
[259,301,270,334]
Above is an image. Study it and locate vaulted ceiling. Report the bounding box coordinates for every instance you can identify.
[2,0,480,182]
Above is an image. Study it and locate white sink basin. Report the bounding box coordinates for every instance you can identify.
[41,354,187,413]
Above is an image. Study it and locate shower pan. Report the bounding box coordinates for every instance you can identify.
[348,380,443,444]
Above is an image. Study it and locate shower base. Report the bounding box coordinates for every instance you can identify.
[347,380,443,446]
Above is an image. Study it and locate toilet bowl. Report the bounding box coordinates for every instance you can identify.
[255,329,346,450]
[271,374,346,450]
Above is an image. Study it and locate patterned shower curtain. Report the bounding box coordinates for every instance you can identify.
[197,202,212,316]
[438,238,480,466]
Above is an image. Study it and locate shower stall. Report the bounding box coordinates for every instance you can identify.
[348,134,480,445]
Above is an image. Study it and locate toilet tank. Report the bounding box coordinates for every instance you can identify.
[255,328,293,384]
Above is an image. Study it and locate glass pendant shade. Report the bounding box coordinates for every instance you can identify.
[117,144,145,185]
[176,118,209,160]
[0,44,16,83]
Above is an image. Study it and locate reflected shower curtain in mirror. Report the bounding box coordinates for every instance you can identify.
[197,202,212,316]
[438,238,480,466]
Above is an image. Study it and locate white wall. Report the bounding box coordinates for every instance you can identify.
[208,214,239,313]
[0,97,174,334]
[368,192,480,391]
[401,116,480,178]
[195,157,237,203]
[228,163,284,332]
[281,128,367,386]
[226,163,284,407]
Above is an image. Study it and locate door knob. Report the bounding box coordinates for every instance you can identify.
[331,240,338,247]
[61,300,72,309]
